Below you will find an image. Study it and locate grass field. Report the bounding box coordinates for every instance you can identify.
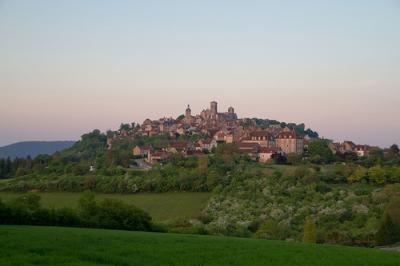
[0,192,211,222]
[0,225,399,266]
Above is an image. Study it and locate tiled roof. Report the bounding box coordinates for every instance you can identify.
[169,141,191,149]
[259,147,280,153]
[151,150,168,157]
[250,131,269,137]
[355,145,370,151]
[277,130,300,139]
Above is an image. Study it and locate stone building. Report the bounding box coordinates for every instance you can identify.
[200,101,237,123]
[183,105,195,124]
[132,145,152,157]
[275,128,304,154]
[258,147,280,163]
[242,130,275,147]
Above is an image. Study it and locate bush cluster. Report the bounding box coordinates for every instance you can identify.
[0,193,153,232]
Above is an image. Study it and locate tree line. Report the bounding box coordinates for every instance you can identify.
[0,192,157,232]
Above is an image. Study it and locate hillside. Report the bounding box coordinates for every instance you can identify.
[0,225,398,266]
[0,141,75,159]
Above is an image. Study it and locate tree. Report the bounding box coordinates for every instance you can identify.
[255,219,289,240]
[106,130,114,138]
[286,153,302,165]
[83,175,97,190]
[198,156,209,174]
[368,166,386,184]
[387,167,400,183]
[386,196,400,226]
[307,140,334,164]
[206,170,219,189]
[95,198,152,231]
[5,158,12,178]
[302,216,317,243]
[78,192,98,218]
[119,123,131,132]
[11,193,41,210]
[0,159,5,179]
[347,166,367,184]
[376,212,394,245]
[376,196,400,245]
[386,144,400,160]
[215,143,237,165]
[365,148,384,166]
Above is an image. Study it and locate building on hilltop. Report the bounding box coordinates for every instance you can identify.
[183,105,195,124]
[329,141,371,157]
[275,128,304,154]
[242,130,275,147]
[147,150,169,164]
[355,145,370,157]
[236,142,260,161]
[258,147,281,163]
[200,101,238,123]
[132,145,153,157]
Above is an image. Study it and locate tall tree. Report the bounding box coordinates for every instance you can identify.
[387,144,400,159]
[307,140,334,164]
[368,166,386,184]
[0,159,5,179]
[302,217,317,243]
[376,196,400,245]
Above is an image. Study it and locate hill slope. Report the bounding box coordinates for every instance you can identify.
[0,225,398,266]
[0,141,75,158]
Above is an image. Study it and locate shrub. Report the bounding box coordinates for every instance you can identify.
[302,217,317,243]
[0,193,154,233]
[324,230,351,245]
[254,219,289,240]
[368,166,386,184]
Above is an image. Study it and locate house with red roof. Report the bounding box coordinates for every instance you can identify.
[258,147,281,163]
[147,150,169,164]
[275,128,304,154]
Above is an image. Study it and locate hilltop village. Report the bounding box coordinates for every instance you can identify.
[106,101,373,165]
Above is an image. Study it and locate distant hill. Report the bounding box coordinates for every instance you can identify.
[0,141,76,159]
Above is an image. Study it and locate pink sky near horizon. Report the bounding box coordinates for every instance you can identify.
[2,84,399,148]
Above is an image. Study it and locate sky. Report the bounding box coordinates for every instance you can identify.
[0,0,399,147]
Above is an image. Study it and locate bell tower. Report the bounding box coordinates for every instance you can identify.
[210,101,218,118]
[185,104,191,118]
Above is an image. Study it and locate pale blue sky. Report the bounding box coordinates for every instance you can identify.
[1,0,399,147]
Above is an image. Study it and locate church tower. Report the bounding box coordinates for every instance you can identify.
[185,104,191,118]
[210,101,218,118]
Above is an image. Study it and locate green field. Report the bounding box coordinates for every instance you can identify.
[0,225,399,266]
[0,192,211,222]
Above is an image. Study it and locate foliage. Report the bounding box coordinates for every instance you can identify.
[254,219,289,240]
[302,217,317,243]
[0,191,211,223]
[307,140,335,164]
[347,166,367,184]
[376,196,400,245]
[286,153,302,165]
[368,166,386,184]
[250,119,319,138]
[200,164,400,246]
[0,193,153,232]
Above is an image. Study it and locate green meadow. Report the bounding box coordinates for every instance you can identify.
[0,225,399,266]
[0,192,211,222]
